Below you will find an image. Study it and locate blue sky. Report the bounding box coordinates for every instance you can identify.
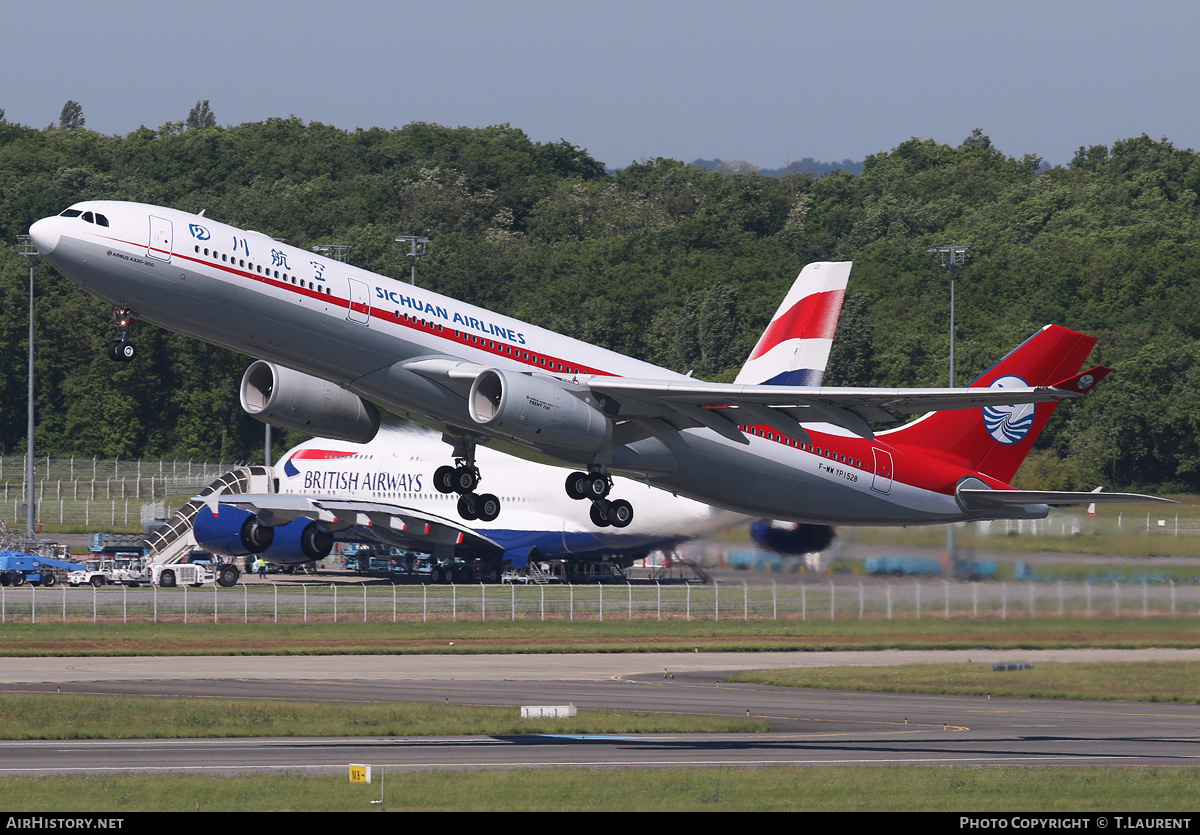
[6,0,1199,169]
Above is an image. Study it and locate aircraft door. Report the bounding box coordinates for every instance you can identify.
[871,448,894,494]
[346,278,370,325]
[148,216,172,262]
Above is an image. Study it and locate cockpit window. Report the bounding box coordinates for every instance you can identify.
[95,214,109,227]
[82,212,94,223]
[59,209,82,218]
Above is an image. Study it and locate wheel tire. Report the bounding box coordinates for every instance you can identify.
[454,467,479,493]
[476,493,500,522]
[584,475,609,501]
[42,572,57,588]
[117,341,136,361]
[434,465,457,494]
[159,569,177,588]
[90,574,105,588]
[565,472,587,500]
[217,565,239,588]
[106,340,121,361]
[0,573,10,587]
[11,572,25,587]
[589,500,612,527]
[609,499,634,528]
[457,493,478,521]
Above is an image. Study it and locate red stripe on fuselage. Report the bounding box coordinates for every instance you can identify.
[167,242,618,378]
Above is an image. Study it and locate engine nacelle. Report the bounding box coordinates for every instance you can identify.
[468,368,611,455]
[194,505,335,564]
[241,361,380,444]
[749,520,836,555]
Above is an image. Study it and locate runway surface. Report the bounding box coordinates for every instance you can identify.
[3,650,1199,775]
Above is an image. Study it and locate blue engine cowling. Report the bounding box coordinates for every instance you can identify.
[749,520,835,555]
[193,505,334,564]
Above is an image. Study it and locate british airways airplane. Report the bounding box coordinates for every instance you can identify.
[28,201,1169,544]
[191,422,767,579]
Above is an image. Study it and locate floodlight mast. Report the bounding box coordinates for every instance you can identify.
[395,234,430,286]
[928,242,968,563]
[927,242,968,387]
[17,235,38,538]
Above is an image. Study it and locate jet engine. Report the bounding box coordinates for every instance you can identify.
[241,361,380,444]
[468,368,611,455]
[193,505,335,564]
[749,520,836,555]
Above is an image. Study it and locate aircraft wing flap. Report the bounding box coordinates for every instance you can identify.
[589,378,1085,417]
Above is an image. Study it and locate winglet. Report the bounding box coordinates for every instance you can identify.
[1049,365,1110,397]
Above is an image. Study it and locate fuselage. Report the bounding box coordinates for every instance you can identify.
[30,201,1049,526]
[278,423,748,558]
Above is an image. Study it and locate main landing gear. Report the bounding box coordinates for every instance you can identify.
[435,438,500,523]
[564,470,634,528]
[106,307,138,362]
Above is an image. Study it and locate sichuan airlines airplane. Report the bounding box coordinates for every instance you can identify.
[28,201,1169,541]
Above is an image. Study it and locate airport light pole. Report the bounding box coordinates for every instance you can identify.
[17,235,38,539]
[395,234,430,286]
[927,242,968,387]
[928,242,968,562]
[311,244,351,263]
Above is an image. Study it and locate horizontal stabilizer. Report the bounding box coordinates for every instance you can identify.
[958,488,1175,509]
[1049,365,1110,396]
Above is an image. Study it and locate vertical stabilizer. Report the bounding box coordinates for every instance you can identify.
[883,324,1098,484]
[735,261,851,386]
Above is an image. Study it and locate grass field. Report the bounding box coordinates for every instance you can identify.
[1,616,1198,655]
[4,767,1199,812]
[729,660,1200,702]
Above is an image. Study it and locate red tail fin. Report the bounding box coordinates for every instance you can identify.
[883,325,1097,483]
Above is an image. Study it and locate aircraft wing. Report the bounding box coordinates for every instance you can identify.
[207,493,502,552]
[586,366,1107,443]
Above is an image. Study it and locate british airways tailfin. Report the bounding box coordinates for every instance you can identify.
[735,262,851,386]
[883,325,1108,484]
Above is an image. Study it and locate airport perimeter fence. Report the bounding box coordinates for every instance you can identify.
[0,455,236,528]
[3,577,1200,624]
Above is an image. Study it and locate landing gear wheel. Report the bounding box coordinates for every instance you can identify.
[608,499,634,528]
[584,474,610,501]
[565,472,587,500]
[476,493,501,522]
[116,341,135,361]
[434,466,457,494]
[453,467,480,494]
[457,493,478,521]
[590,500,612,528]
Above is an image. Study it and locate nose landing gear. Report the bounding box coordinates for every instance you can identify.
[107,307,139,362]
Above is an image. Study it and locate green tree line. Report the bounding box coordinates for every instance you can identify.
[1,112,1197,491]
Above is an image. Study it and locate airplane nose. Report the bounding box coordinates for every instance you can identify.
[28,217,60,256]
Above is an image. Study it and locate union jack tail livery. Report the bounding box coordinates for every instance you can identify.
[735,261,851,387]
[884,324,1108,484]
